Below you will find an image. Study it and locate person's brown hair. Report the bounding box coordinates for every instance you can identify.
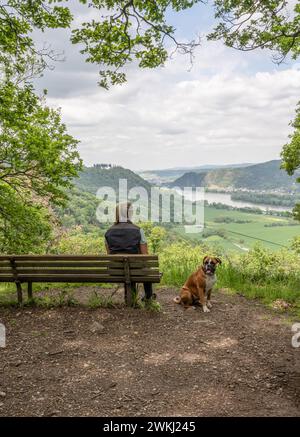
[115,202,133,224]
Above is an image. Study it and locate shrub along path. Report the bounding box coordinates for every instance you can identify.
[0,287,299,417]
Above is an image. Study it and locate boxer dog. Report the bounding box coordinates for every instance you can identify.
[174,256,221,312]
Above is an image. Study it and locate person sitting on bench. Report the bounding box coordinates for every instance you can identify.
[104,202,155,302]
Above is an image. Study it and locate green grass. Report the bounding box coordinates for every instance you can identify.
[32,291,79,308]
[0,281,115,306]
[159,241,300,318]
[217,263,300,318]
[141,298,161,312]
[0,283,80,307]
[0,283,161,311]
[87,291,116,308]
[205,206,299,249]
[172,205,300,252]
[0,283,18,305]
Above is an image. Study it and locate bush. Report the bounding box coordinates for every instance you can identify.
[159,243,222,286]
[52,228,106,254]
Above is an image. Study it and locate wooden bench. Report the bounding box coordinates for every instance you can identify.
[0,254,162,306]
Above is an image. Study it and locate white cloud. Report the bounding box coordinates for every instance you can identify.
[46,42,300,170]
[31,2,299,171]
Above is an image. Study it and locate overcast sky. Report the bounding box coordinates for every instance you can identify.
[33,1,300,170]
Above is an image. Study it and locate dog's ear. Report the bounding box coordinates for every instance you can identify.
[215,257,222,265]
[203,255,209,264]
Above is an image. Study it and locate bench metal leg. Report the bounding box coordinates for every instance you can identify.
[124,283,132,306]
[16,282,23,304]
[124,283,137,307]
[27,282,33,301]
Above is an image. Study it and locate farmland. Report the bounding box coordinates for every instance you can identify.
[173,205,300,252]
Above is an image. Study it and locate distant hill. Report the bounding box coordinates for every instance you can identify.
[74,165,152,194]
[139,163,252,183]
[73,161,300,195]
[169,160,300,192]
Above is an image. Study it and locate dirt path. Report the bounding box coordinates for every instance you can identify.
[0,287,299,417]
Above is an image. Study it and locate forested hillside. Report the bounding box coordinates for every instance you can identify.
[170,160,300,191]
[74,165,151,194]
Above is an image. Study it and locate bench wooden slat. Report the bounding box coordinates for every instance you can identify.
[14,260,158,268]
[16,267,159,275]
[16,268,125,275]
[126,268,160,275]
[0,254,158,260]
[18,276,126,282]
[128,261,158,267]
[14,261,124,268]
[16,275,161,282]
[131,277,161,282]
[0,277,14,281]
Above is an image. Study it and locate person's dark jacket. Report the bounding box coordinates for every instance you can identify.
[105,222,141,254]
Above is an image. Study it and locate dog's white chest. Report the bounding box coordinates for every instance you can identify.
[205,274,216,293]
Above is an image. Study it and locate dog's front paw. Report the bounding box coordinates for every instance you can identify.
[202,305,210,313]
[207,301,212,309]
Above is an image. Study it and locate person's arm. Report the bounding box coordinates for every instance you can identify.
[139,228,148,254]
[105,241,110,254]
[140,243,149,254]
[104,234,110,254]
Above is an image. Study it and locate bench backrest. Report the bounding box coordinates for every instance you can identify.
[0,255,160,283]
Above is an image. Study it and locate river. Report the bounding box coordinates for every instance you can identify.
[174,189,292,212]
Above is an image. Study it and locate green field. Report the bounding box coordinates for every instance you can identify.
[173,205,300,252]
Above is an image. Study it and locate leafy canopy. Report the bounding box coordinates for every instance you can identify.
[0,183,53,253]
[209,0,300,63]
[0,79,82,252]
[0,1,80,252]
[1,1,299,87]
[0,81,81,204]
[0,0,72,79]
[281,103,300,182]
[281,103,300,219]
[71,0,202,89]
